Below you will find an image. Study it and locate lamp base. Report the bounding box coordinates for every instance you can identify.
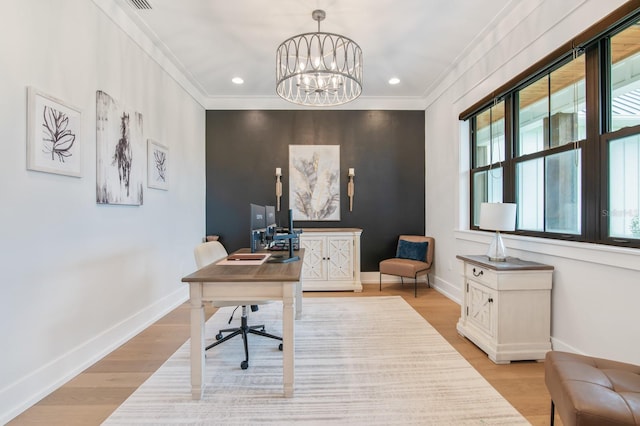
[487,256,508,262]
[486,231,508,262]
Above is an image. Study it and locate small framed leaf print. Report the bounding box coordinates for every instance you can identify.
[147,139,169,190]
[27,87,82,177]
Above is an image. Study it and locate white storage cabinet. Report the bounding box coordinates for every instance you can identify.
[299,228,362,292]
[456,255,553,364]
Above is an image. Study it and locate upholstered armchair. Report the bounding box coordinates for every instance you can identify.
[379,235,434,297]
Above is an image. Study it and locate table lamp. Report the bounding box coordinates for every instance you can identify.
[479,202,516,261]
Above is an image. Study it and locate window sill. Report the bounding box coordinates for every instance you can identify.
[454,229,640,272]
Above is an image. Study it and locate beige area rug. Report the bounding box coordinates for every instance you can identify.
[103,296,529,425]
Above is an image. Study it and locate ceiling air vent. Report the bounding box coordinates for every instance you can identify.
[127,0,152,10]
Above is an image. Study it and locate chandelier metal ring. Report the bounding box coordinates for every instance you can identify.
[276,10,363,106]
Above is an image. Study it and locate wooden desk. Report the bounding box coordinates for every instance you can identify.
[181,250,304,399]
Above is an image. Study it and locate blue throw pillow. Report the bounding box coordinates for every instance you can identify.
[396,240,428,262]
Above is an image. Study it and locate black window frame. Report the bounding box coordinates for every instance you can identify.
[466,5,640,249]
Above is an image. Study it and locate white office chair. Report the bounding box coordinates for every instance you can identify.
[193,241,282,369]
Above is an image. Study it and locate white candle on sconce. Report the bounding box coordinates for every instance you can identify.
[347,168,355,212]
[275,167,283,211]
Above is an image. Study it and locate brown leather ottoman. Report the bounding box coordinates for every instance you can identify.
[545,351,640,425]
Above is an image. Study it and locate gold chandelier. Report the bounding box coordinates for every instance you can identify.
[276,10,363,106]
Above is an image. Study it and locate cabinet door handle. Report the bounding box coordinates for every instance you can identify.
[472,268,483,277]
[488,297,494,303]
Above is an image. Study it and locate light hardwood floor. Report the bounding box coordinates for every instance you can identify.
[9,284,559,425]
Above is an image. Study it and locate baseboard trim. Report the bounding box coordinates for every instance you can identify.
[362,271,428,285]
[430,275,462,305]
[550,337,584,355]
[362,272,462,306]
[1,287,188,425]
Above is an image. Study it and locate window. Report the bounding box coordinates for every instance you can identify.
[470,101,505,226]
[603,19,640,243]
[605,130,640,240]
[610,21,640,132]
[472,168,504,225]
[465,5,640,248]
[514,57,584,235]
[475,103,505,166]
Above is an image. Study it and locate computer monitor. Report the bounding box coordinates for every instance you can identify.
[250,204,266,252]
[265,205,277,234]
[250,203,266,231]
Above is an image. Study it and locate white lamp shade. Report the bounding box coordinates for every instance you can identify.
[479,203,516,231]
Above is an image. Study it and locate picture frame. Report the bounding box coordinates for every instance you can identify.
[147,139,169,190]
[96,90,144,205]
[289,145,340,221]
[27,86,82,177]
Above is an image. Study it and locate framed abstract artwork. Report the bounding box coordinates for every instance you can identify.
[96,90,144,205]
[27,87,82,177]
[147,139,168,190]
[289,145,340,221]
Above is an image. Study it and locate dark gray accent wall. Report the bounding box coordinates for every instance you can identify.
[205,110,425,272]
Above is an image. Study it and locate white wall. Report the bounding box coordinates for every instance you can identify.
[425,0,640,366]
[0,1,205,422]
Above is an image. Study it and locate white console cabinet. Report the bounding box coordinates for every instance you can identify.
[299,228,362,292]
[456,255,553,364]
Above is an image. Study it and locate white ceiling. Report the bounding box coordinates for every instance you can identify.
[112,0,520,109]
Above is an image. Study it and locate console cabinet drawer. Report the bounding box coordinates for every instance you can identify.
[465,264,496,286]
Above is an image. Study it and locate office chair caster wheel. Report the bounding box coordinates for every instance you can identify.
[215,333,223,340]
[241,361,248,370]
[278,343,283,351]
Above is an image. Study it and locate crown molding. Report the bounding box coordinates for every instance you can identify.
[203,95,427,111]
[92,0,207,107]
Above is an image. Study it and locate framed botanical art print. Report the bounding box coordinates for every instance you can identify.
[27,87,82,177]
[147,139,168,190]
[289,144,340,221]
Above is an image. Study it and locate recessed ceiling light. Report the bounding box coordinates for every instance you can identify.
[232,77,244,85]
[388,77,400,85]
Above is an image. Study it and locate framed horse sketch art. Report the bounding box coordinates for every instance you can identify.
[96,90,144,205]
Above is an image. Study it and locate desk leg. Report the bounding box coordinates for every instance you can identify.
[189,283,205,400]
[282,282,295,397]
[295,280,302,320]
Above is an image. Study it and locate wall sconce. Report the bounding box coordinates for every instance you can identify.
[275,167,282,211]
[347,168,355,212]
